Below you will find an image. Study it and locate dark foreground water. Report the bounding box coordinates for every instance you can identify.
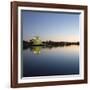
[22,45,79,77]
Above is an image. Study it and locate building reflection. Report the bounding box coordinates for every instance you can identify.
[30,46,42,55]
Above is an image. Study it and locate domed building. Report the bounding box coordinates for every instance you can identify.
[32,36,42,45]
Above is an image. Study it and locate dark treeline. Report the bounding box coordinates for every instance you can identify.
[42,41,79,46]
[23,41,30,49]
[23,40,79,49]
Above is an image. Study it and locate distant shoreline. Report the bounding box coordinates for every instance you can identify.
[23,40,79,49]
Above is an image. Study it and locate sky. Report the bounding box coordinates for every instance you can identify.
[21,10,80,42]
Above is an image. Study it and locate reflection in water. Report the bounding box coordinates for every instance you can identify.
[30,46,42,55]
[28,46,62,55]
[27,45,79,55]
[23,45,79,77]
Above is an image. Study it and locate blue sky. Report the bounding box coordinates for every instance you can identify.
[21,10,80,42]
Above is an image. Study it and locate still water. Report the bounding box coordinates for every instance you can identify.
[22,45,79,77]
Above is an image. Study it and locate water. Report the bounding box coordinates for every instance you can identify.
[22,45,79,77]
